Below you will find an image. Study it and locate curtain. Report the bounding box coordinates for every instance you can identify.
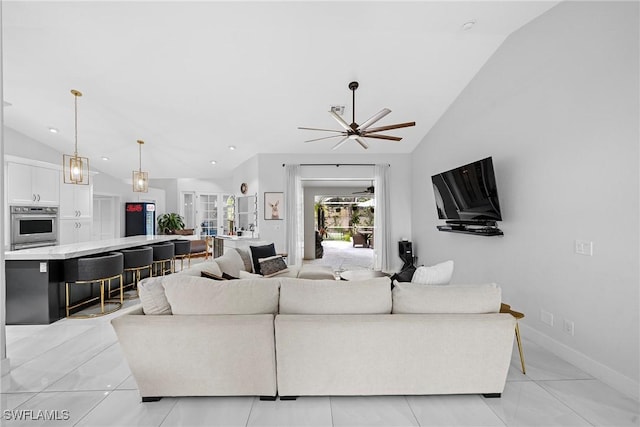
[284,164,303,266]
[374,164,391,271]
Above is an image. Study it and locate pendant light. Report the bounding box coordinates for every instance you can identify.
[132,140,148,192]
[63,89,90,185]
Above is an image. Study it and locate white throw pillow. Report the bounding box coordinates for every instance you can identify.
[137,276,172,315]
[411,260,454,285]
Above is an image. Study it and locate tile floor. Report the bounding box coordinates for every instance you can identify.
[2,301,638,427]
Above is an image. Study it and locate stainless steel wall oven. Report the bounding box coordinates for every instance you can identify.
[10,206,59,250]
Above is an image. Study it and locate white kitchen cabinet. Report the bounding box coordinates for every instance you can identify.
[7,162,60,206]
[59,181,93,219]
[59,219,92,245]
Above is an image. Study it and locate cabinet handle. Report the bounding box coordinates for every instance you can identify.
[37,194,40,201]
[32,194,36,201]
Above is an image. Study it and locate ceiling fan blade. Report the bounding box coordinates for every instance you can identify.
[304,134,346,143]
[362,121,416,134]
[329,111,353,131]
[298,127,344,133]
[331,136,350,150]
[355,137,369,149]
[357,108,391,131]
[362,134,402,141]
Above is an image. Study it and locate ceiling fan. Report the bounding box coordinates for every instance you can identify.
[299,81,416,150]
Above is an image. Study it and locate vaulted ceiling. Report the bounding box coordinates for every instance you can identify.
[2,1,558,180]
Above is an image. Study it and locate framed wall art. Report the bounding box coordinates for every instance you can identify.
[264,192,284,220]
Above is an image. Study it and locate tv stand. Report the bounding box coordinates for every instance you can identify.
[437,223,503,236]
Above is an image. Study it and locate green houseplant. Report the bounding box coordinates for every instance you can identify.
[157,213,186,234]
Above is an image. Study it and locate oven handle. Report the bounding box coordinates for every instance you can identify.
[12,214,58,220]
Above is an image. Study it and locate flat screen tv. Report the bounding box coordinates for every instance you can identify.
[431,157,502,222]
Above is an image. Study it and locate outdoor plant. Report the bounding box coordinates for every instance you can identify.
[157,213,185,234]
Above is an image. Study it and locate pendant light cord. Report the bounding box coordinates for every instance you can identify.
[74,93,78,156]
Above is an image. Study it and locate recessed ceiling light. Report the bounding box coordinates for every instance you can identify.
[48,127,59,134]
[101,156,109,161]
[210,160,217,165]
[228,145,236,151]
[462,20,476,31]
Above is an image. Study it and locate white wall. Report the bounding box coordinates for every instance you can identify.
[256,153,412,271]
[411,1,639,397]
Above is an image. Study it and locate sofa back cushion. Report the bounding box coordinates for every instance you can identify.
[163,275,280,314]
[175,260,223,278]
[137,276,172,315]
[392,283,501,314]
[279,277,392,314]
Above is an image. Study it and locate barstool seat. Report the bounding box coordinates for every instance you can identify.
[152,242,175,276]
[120,246,153,298]
[172,240,191,272]
[64,252,124,318]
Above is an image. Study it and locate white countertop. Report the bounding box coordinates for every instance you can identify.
[5,235,179,261]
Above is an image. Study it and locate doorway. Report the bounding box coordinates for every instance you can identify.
[309,194,374,271]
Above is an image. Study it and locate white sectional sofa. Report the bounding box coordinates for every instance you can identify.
[111,274,516,402]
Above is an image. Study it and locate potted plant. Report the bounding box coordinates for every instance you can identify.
[157,213,187,235]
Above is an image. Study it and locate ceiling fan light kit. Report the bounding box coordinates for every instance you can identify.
[299,81,416,150]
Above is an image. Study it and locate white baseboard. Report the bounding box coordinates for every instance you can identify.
[0,357,10,376]
[520,323,639,401]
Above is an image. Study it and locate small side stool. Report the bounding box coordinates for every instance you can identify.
[501,303,526,374]
[120,247,153,297]
[64,252,124,318]
[172,240,191,271]
[152,242,175,276]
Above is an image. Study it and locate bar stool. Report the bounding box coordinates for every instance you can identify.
[120,246,153,298]
[64,252,124,318]
[152,242,174,276]
[172,240,191,271]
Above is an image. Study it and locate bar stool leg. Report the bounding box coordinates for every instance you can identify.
[119,274,124,304]
[100,281,105,314]
[515,321,526,374]
[66,282,70,317]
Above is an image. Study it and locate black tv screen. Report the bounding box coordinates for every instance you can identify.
[431,157,502,221]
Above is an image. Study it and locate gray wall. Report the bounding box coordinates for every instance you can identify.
[411,1,638,396]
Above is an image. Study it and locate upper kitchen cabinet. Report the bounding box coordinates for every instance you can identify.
[7,162,60,206]
[59,178,93,219]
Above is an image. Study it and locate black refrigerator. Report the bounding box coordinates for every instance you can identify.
[125,202,156,236]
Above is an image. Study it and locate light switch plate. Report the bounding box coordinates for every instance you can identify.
[575,240,593,256]
[39,262,47,273]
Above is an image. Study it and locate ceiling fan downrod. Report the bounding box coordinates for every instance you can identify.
[349,81,359,128]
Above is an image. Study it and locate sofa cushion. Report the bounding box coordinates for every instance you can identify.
[297,265,336,280]
[239,268,299,279]
[250,243,276,275]
[214,248,246,278]
[163,275,281,315]
[137,276,172,315]
[177,260,223,278]
[279,277,392,314]
[411,260,454,285]
[392,283,501,314]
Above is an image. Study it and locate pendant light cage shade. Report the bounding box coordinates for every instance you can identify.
[133,140,149,192]
[63,154,90,185]
[63,89,90,185]
[132,170,148,192]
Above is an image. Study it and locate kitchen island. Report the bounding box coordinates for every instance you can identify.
[4,235,178,324]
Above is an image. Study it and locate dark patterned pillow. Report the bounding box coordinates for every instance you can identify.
[200,271,237,280]
[250,243,276,274]
[258,255,288,277]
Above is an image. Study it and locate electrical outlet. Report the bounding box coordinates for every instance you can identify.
[540,309,554,326]
[575,240,593,256]
[39,262,47,273]
[563,319,575,336]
